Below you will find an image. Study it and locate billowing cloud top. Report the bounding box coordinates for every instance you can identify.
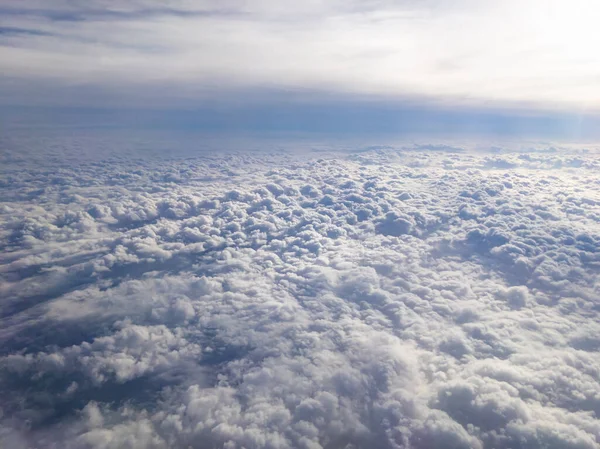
[1,134,600,448]
[1,0,600,110]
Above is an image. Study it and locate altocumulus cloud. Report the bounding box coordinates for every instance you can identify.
[1,142,600,449]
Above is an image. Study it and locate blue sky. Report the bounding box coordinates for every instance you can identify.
[1,0,600,138]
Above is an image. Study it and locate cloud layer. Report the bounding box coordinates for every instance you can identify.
[1,141,600,448]
[1,0,600,110]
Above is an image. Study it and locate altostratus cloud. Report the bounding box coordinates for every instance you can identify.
[0,0,600,108]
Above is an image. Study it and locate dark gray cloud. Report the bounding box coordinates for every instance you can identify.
[0,4,238,22]
[1,140,600,448]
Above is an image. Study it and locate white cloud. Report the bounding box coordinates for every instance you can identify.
[1,142,600,448]
[1,0,600,109]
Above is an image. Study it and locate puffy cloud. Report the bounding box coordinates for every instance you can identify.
[1,143,600,448]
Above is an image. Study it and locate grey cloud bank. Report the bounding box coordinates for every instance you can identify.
[3,105,599,143]
[1,138,600,448]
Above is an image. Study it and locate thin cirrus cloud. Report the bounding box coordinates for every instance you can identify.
[0,0,600,111]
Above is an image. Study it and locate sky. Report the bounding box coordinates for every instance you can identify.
[1,0,600,138]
